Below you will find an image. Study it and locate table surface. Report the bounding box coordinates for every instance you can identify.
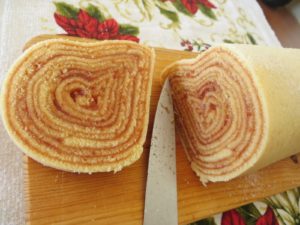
[258,0,300,48]
[25,35,300,225]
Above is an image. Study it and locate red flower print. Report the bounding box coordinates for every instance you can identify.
[55,10,98,38]
[78,10,98,34]
[54,3,139,42]
[181,0,198,14]
[54,13,77,35]
[160,0,216,13]
[256,207,279,225]
[221,209,246,225]
[117,35,140,42]
[198,0,216,9]
[180,39,194,51]
[187,45,193,51]
[97,19,119,39]
[180,39,191,46]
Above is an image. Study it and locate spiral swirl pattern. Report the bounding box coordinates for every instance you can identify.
[167,46,266,183]
[2,39,155,173]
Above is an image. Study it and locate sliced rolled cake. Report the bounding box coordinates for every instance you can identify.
[1,38,155,173]
[165,45,300,183]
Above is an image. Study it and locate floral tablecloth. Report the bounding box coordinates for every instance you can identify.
[0,0,297,225]
[193,188,300,225]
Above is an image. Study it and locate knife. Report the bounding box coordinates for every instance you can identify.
[143,80,178,225]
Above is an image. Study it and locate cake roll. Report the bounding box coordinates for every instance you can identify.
[164,44,300,183]
[1,38,155,173]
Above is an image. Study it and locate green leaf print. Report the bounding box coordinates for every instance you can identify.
[223,39,235,43]
[119,24,140,36]
[189,217,217,225]
[173,0,193,16]
[198,4,216,20]
[223,33,257,45]
[236,203,261,225]
[54,2,79,19]
[133,0,155,20]
[85,4,106,22]
[246,33,257,45]
[158,7,179,23]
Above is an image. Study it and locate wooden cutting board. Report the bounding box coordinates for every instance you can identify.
[23,35,300,225]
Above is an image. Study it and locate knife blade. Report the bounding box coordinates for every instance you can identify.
[143,80,178,225]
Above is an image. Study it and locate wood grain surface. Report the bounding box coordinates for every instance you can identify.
[24,35,300,225]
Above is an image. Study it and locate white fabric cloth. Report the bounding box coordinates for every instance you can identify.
[0,1,280,224]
